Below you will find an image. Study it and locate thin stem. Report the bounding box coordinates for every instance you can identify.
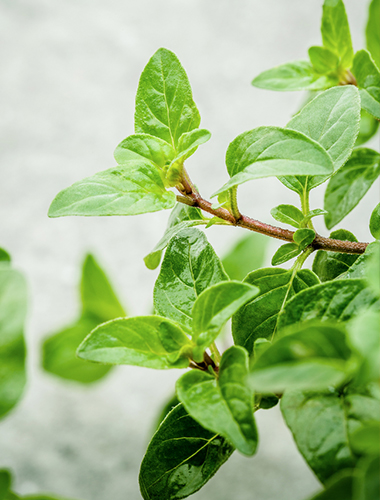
[210,342,222,365]
[300,187,314,230]
[229,187,241,221]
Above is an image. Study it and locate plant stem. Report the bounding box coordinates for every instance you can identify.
[229,187,241,221]
[210,342,222,364]
[300,188,314,230]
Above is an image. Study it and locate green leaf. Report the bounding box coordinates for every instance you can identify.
[321,0,354,69]
[192,281,259,348]
[251,61,339,91]
[154,228,228,331]
[114,134,175,168]
[352,50,380,120]
[232,268,319,354]
[171,129,211,166]
[350,422,380,456]
[271,243,300,266]
[306,470,355,500]
[270,204,304,228]
[139,403,234,500]
[356,455,380,500]
[293,229,315,250]
[355,109,379,146]
[0,267,27,418]
[0,470,11,500]
[278,279,379,332]
[0,249,10,265]
[312,229,359,281]
[48,161,176,217]
[366,0,380,70]
[281,86,361,194]
[324,148,380,229]
[339,241,378,281]
[302,208,329,226]
[366,241,380,296]
[370,203,380,239]
[144,204,206,270]
[135,48,200,149]
[176,346,258,456]
[213,127,333,196]
[249,323,355,393]
[281,386,380,483]
[77,316,192,369]
[221,233,268,281]
[308,46,340,74]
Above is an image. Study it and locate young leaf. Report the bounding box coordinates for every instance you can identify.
[139,403,234,500]
[48,161,176,217]
[370,203,380,239]
[301,208,328,226]
[321,0,354,69]
[271,243,300,266]
[278,279,378,332]
[249,323,355,393]
[144,204,206,270]
[308,46,339,74]
[281,386,380,483]
[293,228,315,250]
[191,281,259,348]
[355,109,379,146]
[324,148,380,229]
[135,48,201,149]
[366,0,380,69]
[312,229,359,281]
[352,50,380,120]
[176,346,258,456]
[213,126,333,196]
[77,316,192,369]
[114,134,175,169]
[232,268,319,353]
[0,267,27,418]
[251,61,338,91]
[170,129,211,166]
[221,232,268,281]
[270,204,304,228]
[154,228,228,331]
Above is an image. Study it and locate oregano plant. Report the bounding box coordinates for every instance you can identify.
[46,0,380,498]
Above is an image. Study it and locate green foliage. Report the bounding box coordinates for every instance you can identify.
[0,470,75,500]
[352,50,380,120]
[321,0,353,69]
[221,232,268,281]
[369,203,380,239]
[366,0,380,69]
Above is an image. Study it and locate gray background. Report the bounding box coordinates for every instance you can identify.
[0,0,378,499]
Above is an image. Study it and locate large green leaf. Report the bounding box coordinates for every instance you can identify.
[213,127,333,196]
[177,346,257,456]
[352,50,380,120]
[312,229,359,282]
[114,133,175,169]
[280,86,361,194]
[321,0,354,69]
[192,281,259,349]
[48,161,176,217]
[0,267,27,418]
[249,323,355,393]
[324,148,380,229]
[366,0,380,70]
[77,316,192,369]
[232,268,319,354]
[221,233,268,281]
[139,403,234,500]
[251,61,338,91]
[278,279,378,331]
[281,386,380,483]
[135,48,200,149]
[154,228,228,331]
[144,204,206,270]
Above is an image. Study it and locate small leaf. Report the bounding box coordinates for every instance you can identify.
[324,148,380,229]
[308,46,339,74]
[77,316,192,369]
[370,203,380,239]
[171,129,211,166]
[321,0,354,69]
[135,48,200,149]
[232,268,319,353]
[48,161,176,217]
[355,109,379,146]
[176,346,258,456]
[139,404,234,500]
[366,0,380,70]
[192,281,259,348]
[253,338,271,359]
[270,204,304,228]
[0,249,10,265]
[293,229,315,251]
[213,126,333,196]
[114,134,175,168]
[302,208,328,226]
[352,50,380,120]
[154,228,228,331]
[251,61,338,91]
[221,233,268,281]
[271,243,300,266]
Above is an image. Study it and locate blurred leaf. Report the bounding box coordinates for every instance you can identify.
[369,203,380,239]
[221,232,268,281]
[355,109,379,146]
[352,50,380,120]
[366,0,380,69]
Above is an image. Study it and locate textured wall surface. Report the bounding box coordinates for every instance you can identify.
[0,1,378,499]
